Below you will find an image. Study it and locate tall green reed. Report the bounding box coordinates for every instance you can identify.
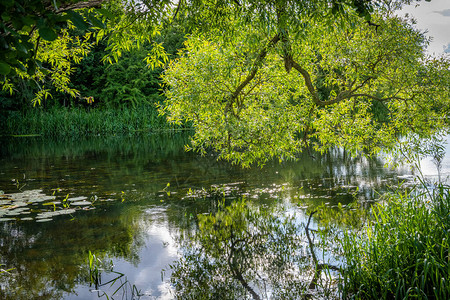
[3,105,185,137]
[341,184,450,299]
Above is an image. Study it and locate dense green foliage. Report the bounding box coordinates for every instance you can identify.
[162,3,450,166]
[341,185,450,299]
[67,25,185,109]
[62,45,163,109]
[1,0,418,105]
[0,0,104,76]
[1,0,171,106]
[0,23,186,136]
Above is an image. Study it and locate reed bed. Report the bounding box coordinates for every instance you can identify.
[3,106,183,137]
[341,185,450,299]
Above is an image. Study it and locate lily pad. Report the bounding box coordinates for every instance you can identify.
[0,218,15,222]
[27,196,56,203]
[36,212,54,219]
[9,201,28,208]
[36,218,52,222]
[37,209,76,219]
[58,209,76,215]
[71,201,91,206]
[9,190,56,203]
[68,196,88,202]
[5,207,29,216]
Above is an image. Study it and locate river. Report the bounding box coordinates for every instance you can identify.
[0,133,444,299]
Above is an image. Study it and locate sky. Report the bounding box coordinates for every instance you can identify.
[399,0,450,55]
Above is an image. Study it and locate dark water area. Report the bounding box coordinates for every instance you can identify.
[0,134,416,299]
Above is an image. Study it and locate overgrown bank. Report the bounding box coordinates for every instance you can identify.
[341,184,450,299]
[1,105,187,137]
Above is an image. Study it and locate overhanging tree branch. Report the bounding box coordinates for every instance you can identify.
[49,0,106,13]
[226,34,281,115]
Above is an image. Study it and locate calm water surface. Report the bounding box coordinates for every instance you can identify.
[0,134,441,299]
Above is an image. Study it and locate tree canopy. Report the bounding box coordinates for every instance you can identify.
[160,0,450,166]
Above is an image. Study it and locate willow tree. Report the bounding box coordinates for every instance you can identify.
[161,0,450,166]
[0,0,424,105]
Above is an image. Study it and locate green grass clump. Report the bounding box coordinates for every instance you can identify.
[3,105,185,137]
[341,185,450,299]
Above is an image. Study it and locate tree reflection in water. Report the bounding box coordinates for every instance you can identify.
[170,199,344,300]
[0,134,414,299]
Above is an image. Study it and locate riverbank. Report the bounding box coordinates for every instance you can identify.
[1,105,187,137]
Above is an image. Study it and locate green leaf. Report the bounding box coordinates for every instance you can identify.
[21,16,34,26]
[87,15,105,29]
[2,0,14,8]
[67,10,88,31]
[96,8,115,20]
[14,41,28,54]
[16,61,26,72]
[39,27,58,41]
[0,62,11,75]
[1,13,11,22]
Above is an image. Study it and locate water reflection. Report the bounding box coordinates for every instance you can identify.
[0,134,415,299]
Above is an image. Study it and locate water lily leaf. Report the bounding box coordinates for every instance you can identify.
[0,218,14,222]
[68,196,88,202]
[6,208,29,215]
[36,218,52,222]
[58,208,76,215]
[28,196,55,203]
[5,210,22,216]
[10,201,28,207]
[71,201,91,206]
[36,212,53,219]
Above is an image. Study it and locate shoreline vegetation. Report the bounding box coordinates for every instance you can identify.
[1,105,189,137]
[340,182,450,299]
